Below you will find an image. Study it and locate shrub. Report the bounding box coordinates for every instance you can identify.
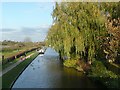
[63,59,77,68]
[88,60,119,88]
[63,59,84,72]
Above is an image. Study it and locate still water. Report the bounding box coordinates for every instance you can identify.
[12,48,99,88]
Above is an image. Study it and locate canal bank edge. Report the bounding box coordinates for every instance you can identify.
[63,59,120,89]
[2,52,39,89]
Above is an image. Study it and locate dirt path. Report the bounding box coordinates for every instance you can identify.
[0,53,34,77]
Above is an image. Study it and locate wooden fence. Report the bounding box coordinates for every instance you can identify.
[2,47,40,65]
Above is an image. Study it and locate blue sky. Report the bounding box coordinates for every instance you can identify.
[1,2,55,42]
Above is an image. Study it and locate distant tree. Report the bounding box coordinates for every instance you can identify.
[24,37,32,43]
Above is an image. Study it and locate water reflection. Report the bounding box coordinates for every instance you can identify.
[12,48,98,88]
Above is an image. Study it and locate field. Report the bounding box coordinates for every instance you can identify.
[1,40,43,59]
[0,40,45,69]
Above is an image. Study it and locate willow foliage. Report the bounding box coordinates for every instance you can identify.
[46,2,119,62]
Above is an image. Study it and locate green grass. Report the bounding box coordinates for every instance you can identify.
[2,50,19,58]
[2,46,39,59]
[2,49,24,58]
[2,52,39,88]
[2,50,36,70]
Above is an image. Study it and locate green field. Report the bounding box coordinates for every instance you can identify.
[1,41,42,59]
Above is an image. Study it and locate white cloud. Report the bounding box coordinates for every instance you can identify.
[1,25,50,42]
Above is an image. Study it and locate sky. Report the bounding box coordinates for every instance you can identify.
[1,2,55,42]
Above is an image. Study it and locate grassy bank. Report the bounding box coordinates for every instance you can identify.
[2,50,36,70]
[63,59,120,89]
[2,52,39,88]
[63,59,84,72]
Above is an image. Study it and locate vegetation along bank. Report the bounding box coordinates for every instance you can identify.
[46,2,120,89]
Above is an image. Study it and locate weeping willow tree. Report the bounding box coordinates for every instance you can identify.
[46,2,109,62]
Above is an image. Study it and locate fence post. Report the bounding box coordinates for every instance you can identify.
[2,55,4,60]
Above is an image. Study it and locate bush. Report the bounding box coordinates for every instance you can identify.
[63,59,77,68]
[63,59,84,72]
[88,60,119,88]
[89,60,117,78]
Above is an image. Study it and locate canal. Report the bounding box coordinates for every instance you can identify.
[12,48,100,88]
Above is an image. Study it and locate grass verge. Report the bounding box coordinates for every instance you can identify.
[2,52,39,88]
[2,50,36,70]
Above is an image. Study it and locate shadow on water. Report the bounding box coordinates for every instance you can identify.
[12,48,106,88]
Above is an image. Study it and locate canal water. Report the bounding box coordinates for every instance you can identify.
[12,48,100,88]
